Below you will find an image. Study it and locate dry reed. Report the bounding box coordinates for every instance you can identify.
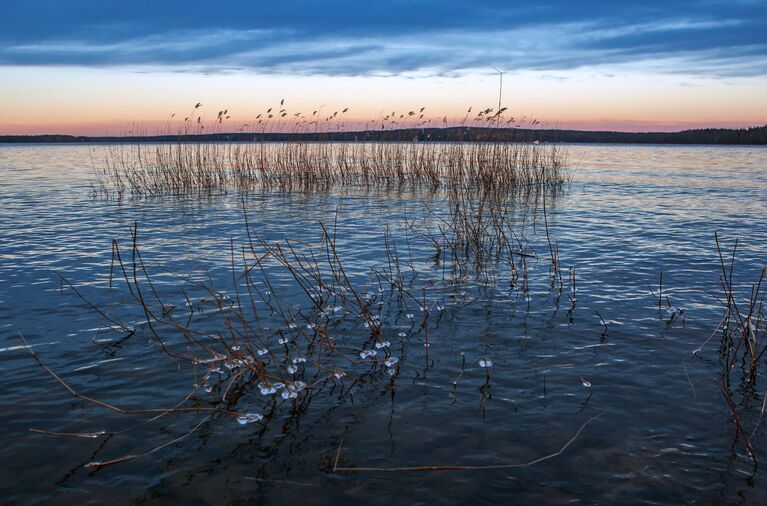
[95,141,567,196]
[91,103,567,196]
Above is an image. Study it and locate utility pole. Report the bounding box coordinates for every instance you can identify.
[489,65,504,128]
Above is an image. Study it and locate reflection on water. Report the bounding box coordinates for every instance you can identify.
[1,143,766,504]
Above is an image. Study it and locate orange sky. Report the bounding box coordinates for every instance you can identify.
[1,67,765,135]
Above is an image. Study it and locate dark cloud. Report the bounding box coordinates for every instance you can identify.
[1,0,765,76]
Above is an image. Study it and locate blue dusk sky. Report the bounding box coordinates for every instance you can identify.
[1,0,765,134]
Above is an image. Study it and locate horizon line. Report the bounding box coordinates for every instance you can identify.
[2,123,766,138]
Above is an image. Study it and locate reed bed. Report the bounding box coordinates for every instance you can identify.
[26,191,594,470]
[91,102,567,195]
[95,140,567,196]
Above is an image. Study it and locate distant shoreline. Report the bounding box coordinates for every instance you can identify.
[1,125,765,145]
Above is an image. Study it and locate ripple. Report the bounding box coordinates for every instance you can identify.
[1,143,766,504]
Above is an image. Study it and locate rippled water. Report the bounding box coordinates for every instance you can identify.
[1,143,766,504]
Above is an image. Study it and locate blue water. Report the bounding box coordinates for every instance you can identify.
[1,143,766,504]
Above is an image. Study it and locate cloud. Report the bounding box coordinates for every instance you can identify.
[1,0,765,77]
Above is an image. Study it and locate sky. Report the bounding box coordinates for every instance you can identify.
[1,0,766,135]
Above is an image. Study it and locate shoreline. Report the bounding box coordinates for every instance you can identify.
[1,125,766,145]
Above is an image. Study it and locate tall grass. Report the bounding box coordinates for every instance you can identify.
[95,141,567,196]
[92,103,567,196]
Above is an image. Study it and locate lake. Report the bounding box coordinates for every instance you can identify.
[1,143,766,504]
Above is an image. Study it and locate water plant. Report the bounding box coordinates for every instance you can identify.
[92,103,567,197]
[23,191,610,472]
[21,193,767,475]
[712,234,766,465]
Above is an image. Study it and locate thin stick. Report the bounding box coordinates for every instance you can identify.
[85,415,211,469]
[333,438,344,472]
[19,333,240,418]
[658,271,663,310]
[719,383,757,465]
[333,413,602,472]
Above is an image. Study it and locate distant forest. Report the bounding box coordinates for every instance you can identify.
[2,125,766,145]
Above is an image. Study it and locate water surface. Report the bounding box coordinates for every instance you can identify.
[1,143,766,504]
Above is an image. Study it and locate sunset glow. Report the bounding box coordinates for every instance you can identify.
[1,1,766,134]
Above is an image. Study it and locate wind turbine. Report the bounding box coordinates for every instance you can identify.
[489,64,505,127]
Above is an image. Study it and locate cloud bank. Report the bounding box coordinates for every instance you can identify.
[1,0,765,76]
